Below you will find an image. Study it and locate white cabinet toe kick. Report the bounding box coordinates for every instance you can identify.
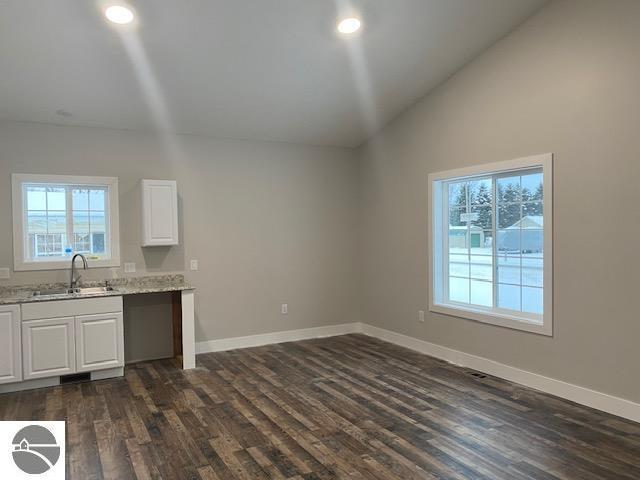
[0,289,196,394]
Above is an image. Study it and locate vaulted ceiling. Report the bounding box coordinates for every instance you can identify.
[0,0,547,147]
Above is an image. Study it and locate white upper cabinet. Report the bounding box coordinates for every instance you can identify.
[140,179,179,247]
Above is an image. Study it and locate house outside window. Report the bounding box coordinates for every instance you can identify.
[12,174,120,271]
[428,154,553,335]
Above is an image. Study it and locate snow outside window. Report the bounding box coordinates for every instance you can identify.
[429,154,553,336]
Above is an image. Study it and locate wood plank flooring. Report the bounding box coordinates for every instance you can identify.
[1,334,639,479]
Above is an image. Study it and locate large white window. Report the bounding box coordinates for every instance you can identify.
[429,154,552,335]
[12,174,120,271]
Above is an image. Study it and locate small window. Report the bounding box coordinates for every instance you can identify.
[12,174,120,271]
[428,154,552,335]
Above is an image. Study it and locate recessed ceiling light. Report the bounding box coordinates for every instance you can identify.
[105,5,134,25]
[337,17,361,35]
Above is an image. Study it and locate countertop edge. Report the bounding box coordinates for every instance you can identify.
[0,284,194,305]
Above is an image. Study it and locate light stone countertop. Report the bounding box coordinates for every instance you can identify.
[0,274,193,305]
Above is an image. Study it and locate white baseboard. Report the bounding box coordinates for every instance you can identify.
[195,322,362,354]
[360,324,640,424]
[0,377,59,394]
[90,367,124,381]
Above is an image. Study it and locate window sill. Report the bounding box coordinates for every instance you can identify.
[14,258,120,272]
[429,302,552,336]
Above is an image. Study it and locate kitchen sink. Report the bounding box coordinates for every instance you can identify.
[32,286,115,297]
[75,286,115,295]
[32,288,73,297]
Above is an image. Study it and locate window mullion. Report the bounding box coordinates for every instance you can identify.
[66,186,73,255]
[443,181,449,303]
[492,175,498,310]
[466,182,470,304]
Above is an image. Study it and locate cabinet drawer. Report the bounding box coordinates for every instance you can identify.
[22,296,123,321]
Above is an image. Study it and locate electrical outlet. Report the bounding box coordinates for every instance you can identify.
[190,259,199,271]
[124,262,136,273]
[281,304,288,315]
[418,310,425,322]
[0,267,9,280]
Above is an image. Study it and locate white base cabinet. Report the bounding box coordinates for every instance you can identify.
[0,305,21,384]
[22,317,75,380]
[76,312,124,372]
[20,296,123,381]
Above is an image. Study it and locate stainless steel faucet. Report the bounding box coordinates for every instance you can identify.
[69,253,88,291]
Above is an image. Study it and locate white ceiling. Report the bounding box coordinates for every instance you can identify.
[0,0,547,147]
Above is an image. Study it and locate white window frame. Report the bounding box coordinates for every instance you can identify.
[428,153,553,336]
[12,174,120,271]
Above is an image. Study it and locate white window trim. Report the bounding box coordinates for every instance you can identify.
[12,174,121,271]
[428,153,553,336]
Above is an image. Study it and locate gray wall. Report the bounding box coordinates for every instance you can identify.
[358,0,640,402]
[0,122,360,348]
[123,292,173,363]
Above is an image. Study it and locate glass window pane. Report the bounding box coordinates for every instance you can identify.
[27,211,47,234]
[468,230,485,255]
[449,227,469,254]
[20,180,112,263]
[47,211,67,234]
[498,255,521,285]
[73,211,89,234]
[36,233,64,257]
[47,187,66,210]
[498,284,520,311]
[482,230,493,249]
[90,212,106,233]
[92,233,105,254]
[522,202,543,220]
[26,186,46,210]
[469,178,492,205]
[497,175,521,203]
[449,207,467,227]
[449,277,469,304]
[522,287,543,315]
[470,255,492,281]
[437,168,546,322]
[89,189,106,211]
[449,253,469,278]
[522,257,543,287]
[448,182,467,207]
[470,280,492,307]
[72,188,89,210]
[74,233,90,253]
[497,229,520,254]
[497,202,521,229]
[521,172,543,202]
[470,205,492,230]
[522,229,543,255]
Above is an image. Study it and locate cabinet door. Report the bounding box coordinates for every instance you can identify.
[0,305,21,384]
[75,312,124,372]
[22,317,75,380]
[141,179,179,246]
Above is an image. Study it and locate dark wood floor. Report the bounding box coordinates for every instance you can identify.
[1,334,640,480]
